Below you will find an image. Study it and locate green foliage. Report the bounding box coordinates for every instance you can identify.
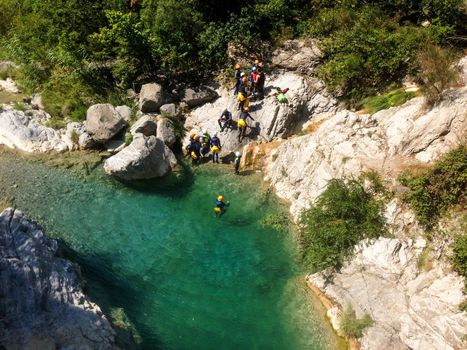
[451,235,467,277]
[299,179,385,272]
[361,89,416,114]
[311,6,425,104]
[12,101,26,111]
[400,145,467,228]
[417,44,460,106]
[70,130,80,145]
[44,116,67,130]
[340,305,374,339]
[124,132,133,146]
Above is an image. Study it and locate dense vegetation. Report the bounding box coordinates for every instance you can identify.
[299,179,385,272]
[0,0,465,118]
[399,145,467,229]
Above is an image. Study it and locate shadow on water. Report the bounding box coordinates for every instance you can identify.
[58,240,164,350]
[117,162,195,199]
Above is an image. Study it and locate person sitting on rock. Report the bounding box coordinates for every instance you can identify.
[267,87,289,103]
[218,108,233,132]
[237,107,255,142]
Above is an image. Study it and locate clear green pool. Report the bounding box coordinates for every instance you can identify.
[0,150,338,350]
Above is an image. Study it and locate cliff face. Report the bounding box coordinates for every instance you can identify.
[265,87,467,219]
[260,53,467,349]
[0,208,118,350]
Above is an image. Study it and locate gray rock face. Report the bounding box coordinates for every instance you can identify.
[78,132,96,150]
[104,135,177,180]
[139,83,164,113]
[156,118,176,147]
[86,104,127,143]
[271,39,323,74]
[116,105,133,123]
[0,208,118,349]
[308,235,466,350]
[266,87,467,219]
[130,115,157,136]
[184,72,338,154]
[181,86,218,108]
[160,103,181,118]
[0,106,69,152]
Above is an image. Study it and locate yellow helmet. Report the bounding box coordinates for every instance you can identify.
[217,195,223,201]
[255,59,259,65]
[235,63,241,69]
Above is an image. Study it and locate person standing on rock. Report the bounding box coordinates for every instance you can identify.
[218,108,233,132]
[256,67,266,100]
[234,64,242,95]
[234,151,241,175]
[251,67,259,96]
[237,107,255,142]
[237,76,250,111]
[210,133,222,163]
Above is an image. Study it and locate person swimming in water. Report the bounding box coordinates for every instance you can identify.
[214,195,228,217]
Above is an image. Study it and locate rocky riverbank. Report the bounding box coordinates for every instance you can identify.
[0,208,119,349]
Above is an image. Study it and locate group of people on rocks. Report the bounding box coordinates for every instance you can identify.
[185,59,277,175]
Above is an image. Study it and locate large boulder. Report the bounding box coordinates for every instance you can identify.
[156,118,176,147]
[139,83,164,113]
[104,135,177,180]
[0,208,118,349]
[0,106,69,152]
[160,103,181,118]
[116,105,133,122]
[130,115,157,136]
[86,103,127,143]
[271,39,323,74]
[181,86,218,108]
[183,72,338,154]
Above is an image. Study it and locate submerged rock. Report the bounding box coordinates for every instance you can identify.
[104,134,177,180]
[0,208,119,349]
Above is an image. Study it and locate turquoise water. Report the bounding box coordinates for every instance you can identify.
[0,150,337,350]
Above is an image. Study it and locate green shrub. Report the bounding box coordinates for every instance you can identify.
[451,235,467,277]
[361,89,416,114]
[299,179,385,272]
[44,116,66,130]
[399,145,467,228]
[417,44,460,106]
[340,305,374,339]
[124,132,133,146]
[312,6,425,104]
[12,101,26,111]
